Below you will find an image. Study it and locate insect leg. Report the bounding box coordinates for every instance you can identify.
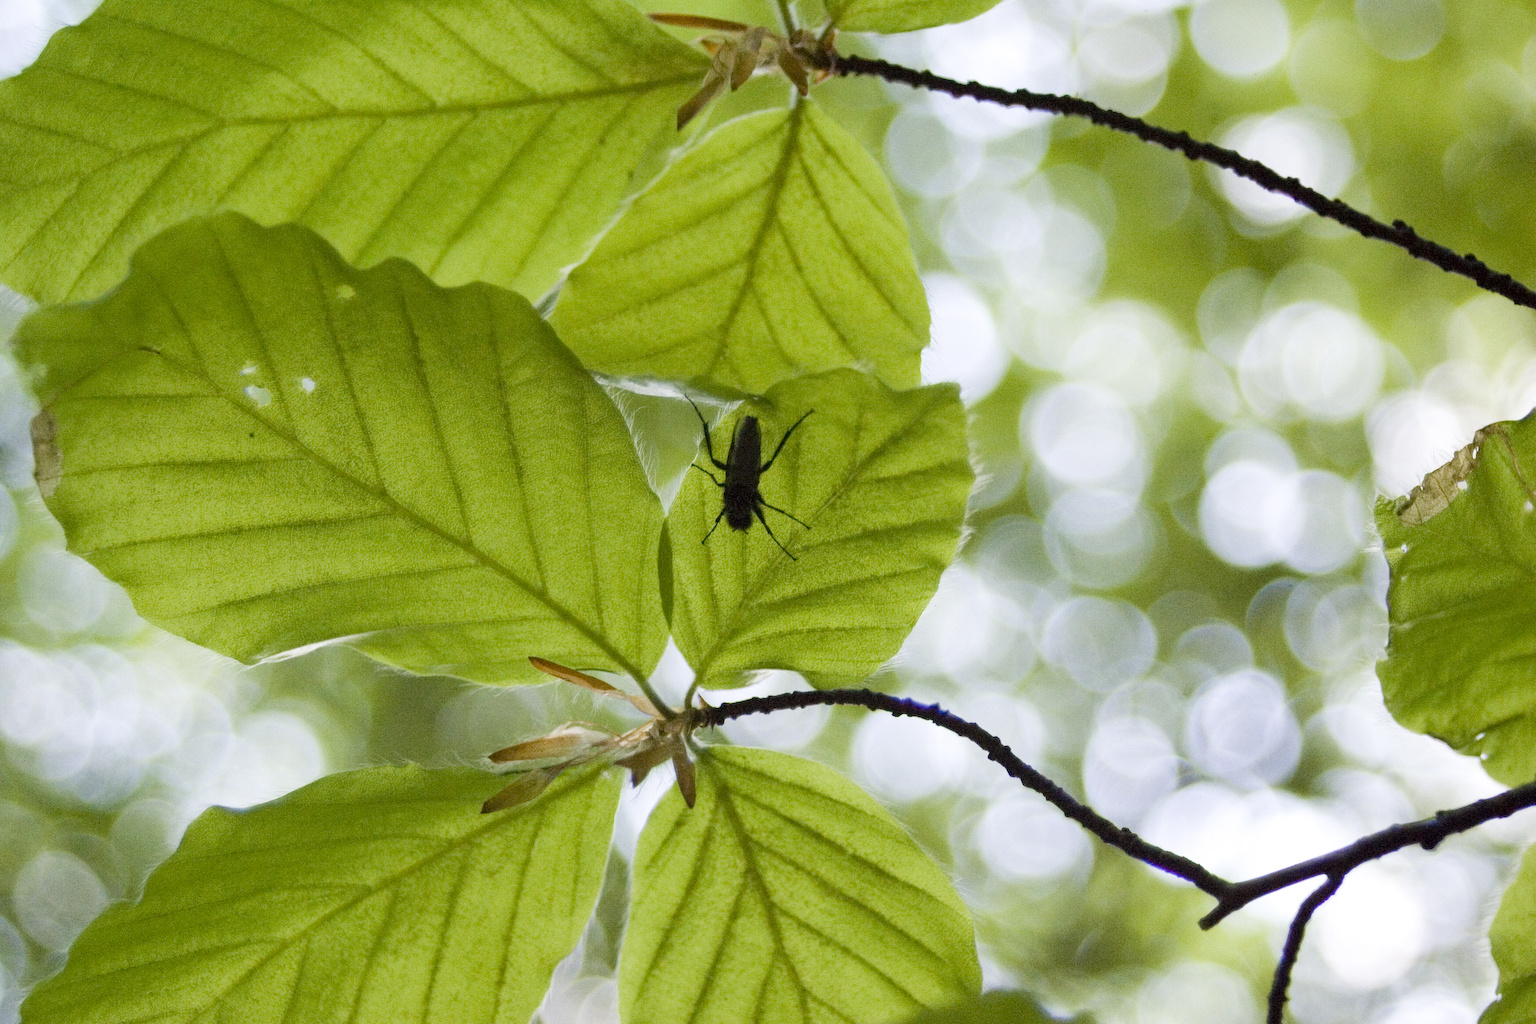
[753,503,798,559]
[758,408,813,473]
[703,506,728,542]
[758,497,810,530]
[690,462,724,487]
[687,398,729,471]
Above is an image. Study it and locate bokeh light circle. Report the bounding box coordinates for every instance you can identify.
[1041,597,1157,691]
[12,850,107,951]
[1191,0,1291,78]
[1239,302,1384,421]
[1215,108,1355,225]
[1083,715,1178,825]
[1026,382,1145,490]
[975,791,1091,880]
[1356,0,1445,61]
[921,273,1009,403]
[1184,669,1301,788]
[885,109,982,197]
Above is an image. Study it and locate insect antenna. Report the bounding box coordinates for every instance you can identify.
[759,408,812,472]
[686,398,729,472]
[685,396,814,560]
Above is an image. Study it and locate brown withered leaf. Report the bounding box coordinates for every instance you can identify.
[30,409,60,498]
[1394,427,1498,526]
[671,745,697,807]
[648,12,750,32]
[481,765,563,813]
[730,27,766,89]
[488,723,614,764]
[651,13,836,129]
[481,657,702,812]
[528,656,660,717]
[777,49,809,94]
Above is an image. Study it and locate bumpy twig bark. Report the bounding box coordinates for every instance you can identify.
[1266,875,1343,1024]
[700,688,1232,893]
[831,52,1536,313]
[1200,778,1536,927]
[704,688,1536,1018]
[738,47,1536,1011]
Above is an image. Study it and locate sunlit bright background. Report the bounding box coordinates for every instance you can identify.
[3,0,1536,1022]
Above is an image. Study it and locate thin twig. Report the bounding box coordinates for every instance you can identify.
[1266,875,1343,1024]
[703,688,1536,931]
[702,689,1536,1021]
[832,52,1536,313]
[1200,778,1536,927]
[701,689,1232,895]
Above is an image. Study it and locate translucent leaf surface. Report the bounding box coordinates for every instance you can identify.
[21,765,622,1024]
[13,214,666,685]
[896,991,1059,1024]
[621,746,981,1024]
[551,102,927,397]
[1376,413,1536,785]
[825,0,1004,33]
[0,0,704,303]
[1483,842,1536,1024]
[670,370,970,689]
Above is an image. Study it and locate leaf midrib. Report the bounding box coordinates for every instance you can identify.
[8,72,701,186]
[48,261,650,680]
[74,775,599,1014]
[189,785,558,1023]
[709,755,815,1024]
[161,345,643,675]
[700,103,806,382]
[694,393,948,681]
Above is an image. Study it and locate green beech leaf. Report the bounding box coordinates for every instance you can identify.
[1483,842,1536,1023]
[20,765,622,1024]
[826,0,1004,34]
[0,0,704,304]
[621,746,981,1024]
[14,213,665,685]
[897,991,1060,1024]
[551,102,927,397]
[669,370,971,689]
[1376,412,1536,785]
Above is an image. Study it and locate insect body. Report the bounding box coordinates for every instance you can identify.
[688,399,813,559]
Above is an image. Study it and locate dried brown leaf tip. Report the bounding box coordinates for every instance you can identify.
[651,14,836,129]
[30,409,60,498]
[480,657,706,812]
[1392,424,1521,527]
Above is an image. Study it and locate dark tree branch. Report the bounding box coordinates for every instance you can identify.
[700,688,1233,895]
[1267,875,1344,1024]
[1200,777,1536,927]
[704,689,1536,916]
[831,52,1536,313]
[702,689,1536,1020]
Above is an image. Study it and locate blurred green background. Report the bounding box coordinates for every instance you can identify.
[4,0,1536,1022]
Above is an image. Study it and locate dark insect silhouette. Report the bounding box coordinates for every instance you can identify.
[687,398,813,559]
